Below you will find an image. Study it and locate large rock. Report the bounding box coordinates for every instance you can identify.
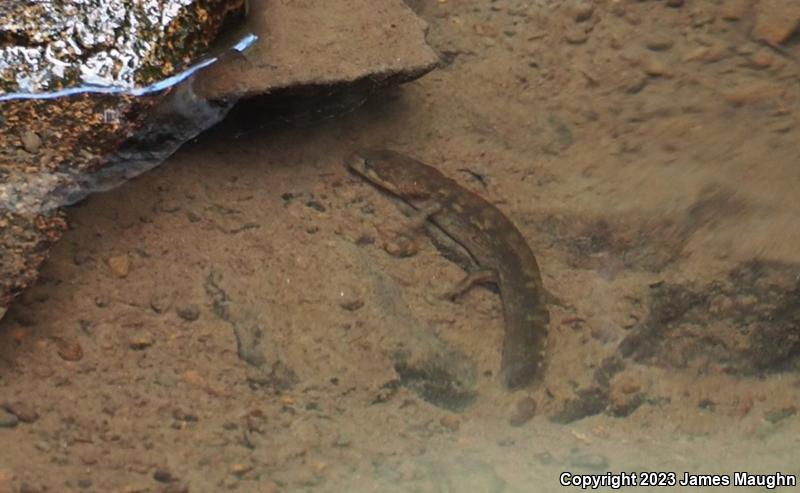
[0,0,439,318]
[195,0,440,98]
[1,0,248,314]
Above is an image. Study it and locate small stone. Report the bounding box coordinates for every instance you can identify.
[3,401,39,423]
[333,434,351,447]
[383,235,420,258]
[643,35,674,51]
[153,469,175,483]
[642,56,671,77]
[0,409,19,428]
[56,338,84,362]
[176,304,200,322]
[0,469,13,493]
[157,200,181,213]
[149,293,173,314]
[94,295,110,308]
[162,483,189,493]
[129,336,154,351]
[768,118,793,133]
[750,48,774,68]
[107,255,131,278]
[623,73,648,94]
[665,0,684,7]
[20,131,42,153]
[571,0,594,22]
[509,396,537,427]
[73,251,93,266]
[339,298,364,311]
[751,0,800,45]
[565,27,589,44]
[34,441,50,452]
[439,415,461,432]
[720,0,752,20]
[764,406,797,424]
[77,450,99,465]
[230,464,252,477]
[569,453,610,470]
[621,382,640,394]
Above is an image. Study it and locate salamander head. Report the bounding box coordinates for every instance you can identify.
[346,149,432,199]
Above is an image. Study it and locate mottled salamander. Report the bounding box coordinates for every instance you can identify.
[347,149,550,389]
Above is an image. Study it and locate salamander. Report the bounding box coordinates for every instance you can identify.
[347,149,550,389]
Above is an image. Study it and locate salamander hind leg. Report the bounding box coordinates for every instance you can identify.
[443,269,498,301]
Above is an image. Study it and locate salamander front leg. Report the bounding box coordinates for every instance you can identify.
[443,269,498,301]
[378,201,443,258]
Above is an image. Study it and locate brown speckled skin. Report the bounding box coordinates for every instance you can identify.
[348,149,550,389]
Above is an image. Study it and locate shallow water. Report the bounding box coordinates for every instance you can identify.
[1,1,799,492]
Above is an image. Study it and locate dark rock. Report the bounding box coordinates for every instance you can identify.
[176,304,201,322]
[569,453,610,470]
[153,469,176,483]
[508,397,537,427]
[3,401,39,423]
[0,409,19,428]
[764,406,797,424]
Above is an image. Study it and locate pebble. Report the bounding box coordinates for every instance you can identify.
[176,304,200,322]
[719,0,752,20]
[72,251,93,266]
[0,409,18,428]
[230,464,252,477]
[339,297,364,311]
[643,35,674,51]
[149,293,174,314]
[56,338,84,362]
[565,27,589,44]
[34,441,50,452]
[162,483,189,493]
[439,415,461,432]
[752,0,800,45]
[129,336,154,350]
[569,452,610,470]
[509,396,537,427]
[20,131,42,154]
[153,469,176,483]
[750,48,774,68]
[764,406,797,424]
[0,469,13,493]
[107,254,131,278]
[383,235,420,258]
[641,56,671,77]
[3,401,39,423]
[157,200,181,214]
[571,0,594,22]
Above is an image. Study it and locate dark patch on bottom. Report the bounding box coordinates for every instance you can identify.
[539,186,747,273]
[393,359,477,412]
[620,260,800,375]
[550,357,631,423]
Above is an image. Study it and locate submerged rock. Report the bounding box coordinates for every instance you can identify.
[0,0,247,314]
[0,0,247,93]
[0,0,439,318]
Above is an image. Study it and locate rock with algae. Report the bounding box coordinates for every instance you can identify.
[0,0,248,313]
[0,0,440,319]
